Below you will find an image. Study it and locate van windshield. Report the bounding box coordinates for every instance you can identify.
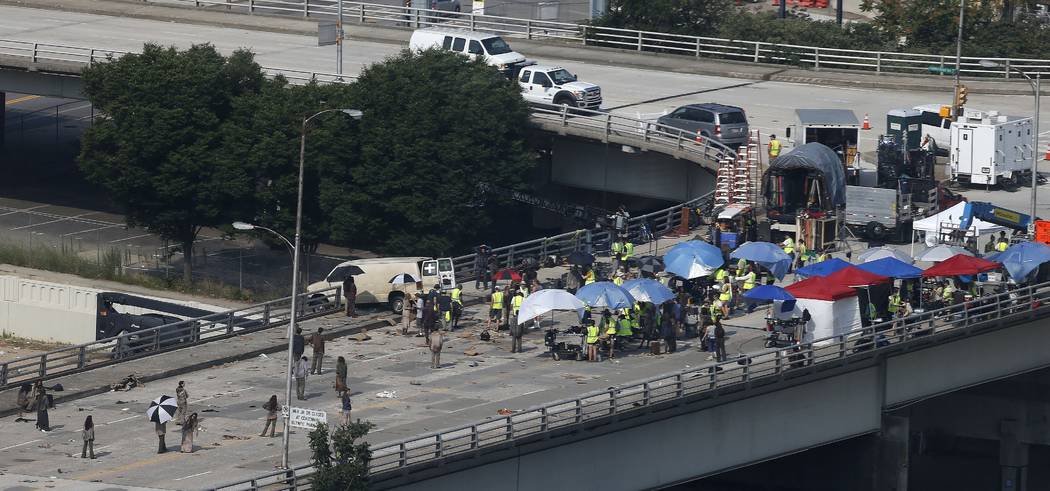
[481,37,512,55]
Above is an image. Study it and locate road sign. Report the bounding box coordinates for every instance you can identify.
[1035,220,1050,245]
[473,0,485,15]
[927,66,957,75]
[284,406,328,429]
[318,22,339,46]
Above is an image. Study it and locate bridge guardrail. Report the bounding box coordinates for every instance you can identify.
[210,279,1050,490]
[0,287,342,390]
[147,0,1050,78]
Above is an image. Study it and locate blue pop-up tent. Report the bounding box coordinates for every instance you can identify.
[986,242,1050,281]
[795,257,851,278]
[856,257,923,279]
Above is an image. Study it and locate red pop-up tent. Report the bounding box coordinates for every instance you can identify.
[922,254,1000,277]
[786,277,857,300]
[785,277,862,344]
[823,266,891,288]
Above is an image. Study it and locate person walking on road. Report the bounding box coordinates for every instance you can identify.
[510,317,525,353]
[174,381,188,425]
[768,134,781,162]
[180,413,198,453]
[310,328,325,374]
[474,245,491,290]
[294,356,309,400]
[422,297,437,344]
[714,319,727,362]
[486,287,505,332]
[341,391,353,425]
[292,327,305,361]
[81,415,95,459]
[450,285,463,330]
[155,421,167,454]
[260,395,279,437]
[342,276,357,317]
[335,356,348,396]
[660,304,677,354]
[33,381,49,432]
[401,295,414,335]
[430,328,444,369]
[415,293,425,336]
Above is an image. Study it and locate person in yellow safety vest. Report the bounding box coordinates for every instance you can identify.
[487,287,504,331]
[887,287,903,334]
[768,134,781,161]
[613,271,625,286]
[611,240,624,274]
[583,268,596,285]
[630,305,641,330]
[616,312,633,346]
[996,231,1009,252]
[797,240,809,268]
[816,249,829,263]
[735,258,747,277]
[781,236,795,255]
[942,280,956,304]
[450,286,463,330]
[622,241,634,263]
[714,267,727,283]
[604,311,618,359]
[585,321,600,361]
[719,279,732,318]
[511,291,524,321]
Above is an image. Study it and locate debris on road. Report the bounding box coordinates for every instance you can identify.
[375,390,397,399]
[109,374,144,391]
[496,408,515,415]
[350,330,372,342]
[464,346,482,356]
[222,434,250,440]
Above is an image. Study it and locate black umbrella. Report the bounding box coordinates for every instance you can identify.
[566,250,595,266]
[341,265,365,277]
[146,395,177,424]
[637,255,664,273]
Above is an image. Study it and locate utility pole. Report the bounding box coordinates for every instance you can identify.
[336,0,344,79]
[953,0,965,120]
[836,0,843,25]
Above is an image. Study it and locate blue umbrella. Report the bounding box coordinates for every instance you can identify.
[666,240,722,259]
[795,257,851,278]
[621,278,675,305]
[663,241,724,279]
[575,281,636,310]
[986,241,1050,280]
[856,257,923,279]
[742,285,797,311]
[730,241,792,280]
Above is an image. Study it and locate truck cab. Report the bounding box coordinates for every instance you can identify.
[517,65,602,110]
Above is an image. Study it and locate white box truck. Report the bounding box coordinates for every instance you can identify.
[308,257,456,313]
[949,111,1033,187]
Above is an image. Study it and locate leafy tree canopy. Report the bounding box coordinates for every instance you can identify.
[308,421,375,491]
[78,43,265,282]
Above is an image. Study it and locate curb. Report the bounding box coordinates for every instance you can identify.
[3,0,1046,96]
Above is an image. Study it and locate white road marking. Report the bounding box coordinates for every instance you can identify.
[10,212,93,230]
[173,471,212,481]
[190,386,255,404]
[104,415,139,425]
[64,224,122,236]
[0,439,40,451]
[0,204,48,217]
[109,233,152,243]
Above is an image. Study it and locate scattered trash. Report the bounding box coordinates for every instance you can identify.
[109,375,144,392]
[409,381,422,386]
[496,408,514,415]
[121,408,129,411]
[258,353,269,359]
[202,409,219,413]
[222,435,249,440]
[375,390,397,399]
[464,347,482,356]
[479,331,491,342]
[350,330,371,342]
[115,400,127,404]
[467,361,478,367]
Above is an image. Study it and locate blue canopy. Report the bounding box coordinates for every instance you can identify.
[856,257,923,279]
[795,257,851,278]
[986,241,1050,280]
[621,278,675,305]
[742,285,796,311]
[575,281,636,310]
[663,240,724,279]
[730,241,792,280]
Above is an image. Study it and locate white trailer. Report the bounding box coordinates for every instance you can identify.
[949,111,1033,186]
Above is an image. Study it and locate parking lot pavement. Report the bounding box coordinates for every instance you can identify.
[0,293,768,489]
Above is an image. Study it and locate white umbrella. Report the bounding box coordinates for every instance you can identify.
[389,273,418,284]
[915,244,973,263]
[858,246,913,264]
[516,289,586,325]
[147,395,177,424]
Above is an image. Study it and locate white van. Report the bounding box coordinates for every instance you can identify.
[409,27,527,76]
[308,256,457,313]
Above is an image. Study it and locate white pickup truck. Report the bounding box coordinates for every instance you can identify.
[517,65,602,110]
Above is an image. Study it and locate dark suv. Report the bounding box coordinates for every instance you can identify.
[657,103,750,146]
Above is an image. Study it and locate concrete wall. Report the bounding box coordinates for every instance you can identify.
[550,137,716,203]
[0,275,225,344]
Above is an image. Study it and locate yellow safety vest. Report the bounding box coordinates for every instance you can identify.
[584,270,595,285]
[623,242,634,259]
[769,139,781,157]
[719,283,732,302]
[888,294,901,314]
[451,288,462,305]
[868,303,878,319]
[586,324,599,344]
[942,286,955,302]
[782,237,794,255]
[714,268,727,282]
[611,242,623,255]
[511,295,523,312]
[617,318,633,337]
[816,253,829,263]
[710,307,721,323]
[742,272,756,290]
[492,291,504,309]
[996,240,1009,252]
[613,277,624,286]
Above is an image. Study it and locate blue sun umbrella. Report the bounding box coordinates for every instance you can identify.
[986,241,1050,280]
[742,285,797,311]
[730,241,793,280]
[856,257,923,279]
[621,278,675,305]
[663,241,724,279]
[575,281,636,310]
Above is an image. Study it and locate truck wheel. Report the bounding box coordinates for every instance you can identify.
[1002,177,1020,192]
[389,294,405,314]
[553,96,574,111]
[552,352,560,361]
[865,221,886,239]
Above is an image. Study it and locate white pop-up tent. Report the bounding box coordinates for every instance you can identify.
[911,201,1008,253]
[784,277,863,346]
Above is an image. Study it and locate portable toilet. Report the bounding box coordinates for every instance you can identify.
[886,109,923,151]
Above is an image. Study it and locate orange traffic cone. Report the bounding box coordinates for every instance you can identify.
[862,113,871,130]
[1045,143,1050,161]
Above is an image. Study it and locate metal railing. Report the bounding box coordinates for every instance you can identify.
[208,280,1050,490]
[145,0,1050,78]
[0,287,342,390]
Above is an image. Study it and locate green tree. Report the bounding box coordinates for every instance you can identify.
[78,43,264,282]
[595,0,733,34]
[308,421,375,491]
[328,49,534,255]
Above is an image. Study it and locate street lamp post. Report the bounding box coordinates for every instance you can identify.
[980,59,1041,222]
